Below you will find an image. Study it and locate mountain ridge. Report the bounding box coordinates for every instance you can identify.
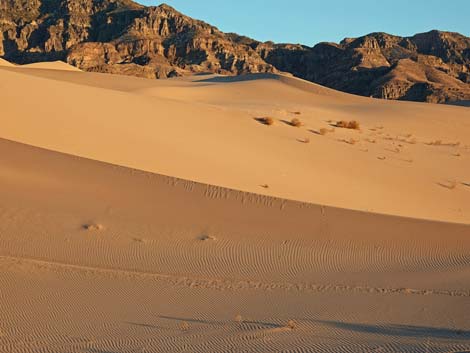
[1,1,470,103]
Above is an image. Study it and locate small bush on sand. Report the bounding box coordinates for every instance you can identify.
[257,117,274,126]
[339,138,358,145]
[286,320,297,330]
[336,120,360,130]
[180,321,190,331]
[290,118,302,127]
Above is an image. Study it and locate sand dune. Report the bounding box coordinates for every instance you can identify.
[0,58,14,67]
[0,138,469,352]
[18,60,82,71]
[0,58,470,352]
[0,62,469,223]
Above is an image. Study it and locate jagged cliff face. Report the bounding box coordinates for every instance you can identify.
[1,0,470,104]
[0,1,275,78]
[257,31,470,103]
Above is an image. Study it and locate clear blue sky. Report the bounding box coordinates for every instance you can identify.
[137,0,469,46]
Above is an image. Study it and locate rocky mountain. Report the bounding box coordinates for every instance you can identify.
[257,31,470,103]
[1,0,470,104]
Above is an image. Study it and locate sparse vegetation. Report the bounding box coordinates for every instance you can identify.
[426,140,460,147]
[83,223,104,231]
[180,321,190,331]
[318,127,335,135]
[290,118,302,127]
[260,184,269,189]
[292,111,301,115]
[199,234,217,241]
[339,138,358,145]
[256,117,275,126]
[286,320,297,330]
[336,120,360,130]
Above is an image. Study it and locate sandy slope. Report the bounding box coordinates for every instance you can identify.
[0,60,470,352]
[0,138,469,353]
[18,60,82,71]
[1,63,469,223]
[0,58,14,67]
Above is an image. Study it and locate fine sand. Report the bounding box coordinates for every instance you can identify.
[0,60,469,352]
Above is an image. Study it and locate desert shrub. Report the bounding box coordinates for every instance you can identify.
[180,321,190,331]
[257,117,274,125]
[286,320,296,330]
[336,120,360,130]
[290,118,302,127]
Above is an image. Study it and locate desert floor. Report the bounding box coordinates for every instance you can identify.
[0,60,469,352]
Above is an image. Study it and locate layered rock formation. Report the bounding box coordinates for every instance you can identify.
[1,0,470,103]
[257,31,470,103]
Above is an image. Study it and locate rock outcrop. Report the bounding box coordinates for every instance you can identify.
[1,0,470,103]
[255,31,470,103]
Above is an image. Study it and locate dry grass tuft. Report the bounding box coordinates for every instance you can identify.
[286,320,297,330]
[199,234,217,241]
[319,127,335,135]
[180,321,190,331]
[336,120,360,130]
[290,118,302,127]
[256,117,275,126]
[83,223,104,231]
[234,314,243,324]
[426,140,460,147]
[339,138,358,145]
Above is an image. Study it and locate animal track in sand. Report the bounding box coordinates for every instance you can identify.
[438,180,458,190]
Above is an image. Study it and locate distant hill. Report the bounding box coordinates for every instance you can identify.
[1,0,469,104]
